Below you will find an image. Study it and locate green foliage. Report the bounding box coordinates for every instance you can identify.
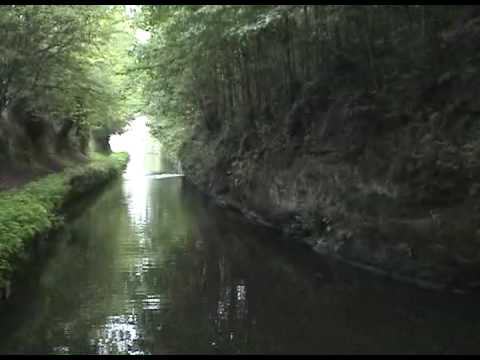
[134,5,467,156]
[0,152,129,288]
[0,6,139,148]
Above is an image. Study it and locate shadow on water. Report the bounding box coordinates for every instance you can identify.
[2,118,480,354]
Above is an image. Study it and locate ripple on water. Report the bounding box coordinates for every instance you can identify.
[94,314,146,355]
[3,117,480,355]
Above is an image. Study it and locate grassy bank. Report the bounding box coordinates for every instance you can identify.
[0,152,129,291]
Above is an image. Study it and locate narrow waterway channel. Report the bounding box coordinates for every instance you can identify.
[1,117,480,354]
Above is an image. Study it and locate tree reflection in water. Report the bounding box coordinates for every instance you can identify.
[2,121,480,354]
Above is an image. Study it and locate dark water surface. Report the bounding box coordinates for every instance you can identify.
[1,150,480,354]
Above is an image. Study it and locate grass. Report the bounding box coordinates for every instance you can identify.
[0,152,129,289]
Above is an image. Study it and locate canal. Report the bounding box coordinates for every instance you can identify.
[1,117,480,354]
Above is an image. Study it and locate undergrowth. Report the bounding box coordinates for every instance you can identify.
[0,152,129,288]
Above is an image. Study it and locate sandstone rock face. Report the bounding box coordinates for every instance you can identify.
[179,77,480,292]
[0,102,91,189]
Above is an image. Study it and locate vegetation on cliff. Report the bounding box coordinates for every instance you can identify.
[134,5,480,289]
[0,5,140,172]
[136,6,474,156]
[2,5,480,291]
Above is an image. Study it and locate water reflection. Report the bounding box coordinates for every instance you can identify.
[93,118,183,355]
[2,120,480,353]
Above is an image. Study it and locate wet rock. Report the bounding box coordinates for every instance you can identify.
[302,236,317,248]
[453,253,480,265]
[284,214,312,239]
[338,230,353,241]
[394,242,414,258]
[414,279,446,291]
[333,240,345,253]
[313,238,329,255]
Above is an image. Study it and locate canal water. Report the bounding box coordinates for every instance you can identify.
[1,117,480,354]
